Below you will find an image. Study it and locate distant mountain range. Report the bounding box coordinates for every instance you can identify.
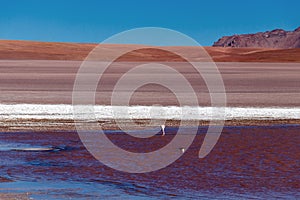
[213,27,300,48]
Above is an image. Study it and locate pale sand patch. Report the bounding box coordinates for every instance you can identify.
[0,61,300,107]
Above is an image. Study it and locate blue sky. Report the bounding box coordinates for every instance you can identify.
[0,0,299,46]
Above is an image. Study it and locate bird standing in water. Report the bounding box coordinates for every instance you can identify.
[160,125,166,136]
[179,148,185,153]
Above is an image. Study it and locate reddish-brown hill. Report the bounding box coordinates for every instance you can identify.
[0,40,300,62]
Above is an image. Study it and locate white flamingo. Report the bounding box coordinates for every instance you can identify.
[160,125,166,136]
[179,147,185,153]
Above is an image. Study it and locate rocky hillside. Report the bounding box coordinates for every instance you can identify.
[213,27,300,48]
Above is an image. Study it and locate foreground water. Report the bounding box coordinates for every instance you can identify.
[0,125,299,199]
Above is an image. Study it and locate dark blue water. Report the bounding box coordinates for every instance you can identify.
[0,125,299,199]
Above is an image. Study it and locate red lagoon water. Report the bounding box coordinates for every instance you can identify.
[0,125,299,199]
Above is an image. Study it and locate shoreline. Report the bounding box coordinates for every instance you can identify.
[1,118,299,133]
[0,103,299,132]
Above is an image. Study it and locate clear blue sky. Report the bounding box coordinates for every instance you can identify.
[0,0,299,46]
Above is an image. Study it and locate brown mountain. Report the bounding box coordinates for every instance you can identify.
[213,27,300,48]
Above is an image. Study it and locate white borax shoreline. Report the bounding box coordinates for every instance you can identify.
[0,104,299,121]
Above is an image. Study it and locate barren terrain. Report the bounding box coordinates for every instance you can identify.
[0,40,299,107]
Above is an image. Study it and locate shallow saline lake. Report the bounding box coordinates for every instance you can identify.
[0,125,299,199]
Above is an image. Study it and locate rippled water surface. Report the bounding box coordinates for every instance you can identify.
[0,125,299,199]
